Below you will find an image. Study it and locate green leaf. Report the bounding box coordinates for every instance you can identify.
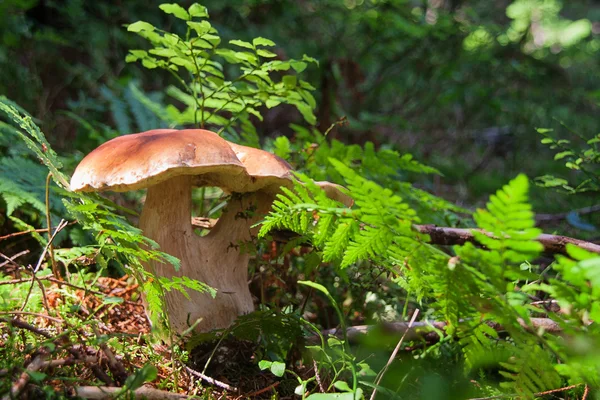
[554,151,574,160]
[102,296,124,305]
[257,49,277,58]
[27,370,47,382]
[159,3,190,20]
[298,280,331,297]
[258,360,272,370]
[187,21,212,36]
[230,39,254,49]
[291,61,307,73]
[125,364,158,391]
[291,101,316,125]
[333,381,352,392]
[127,21,155,33]
[302,54,319,65]
[265,99,281,108]
[273,136,291,160]
[233,51,258,66]
[149,48,178,58]
[141,58,158,69]
[270,361,286,377]
[283,75,297,88]
[253,37,276,47]
[188,3,208,18]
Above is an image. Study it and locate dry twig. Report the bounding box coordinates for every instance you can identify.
[370,309,420,400]
[184,365,238,392]
[2,354,47,400]
[0,250,29,268]
[0,311,62,323]
[313,317,564,344]
[91,325,129,384]
[74,385,199,399]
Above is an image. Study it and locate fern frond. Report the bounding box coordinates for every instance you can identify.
[0,99,69,188]
[472,174,543,264]
[341,225,392,268]
[499,341,561,398]
[459,322,501,372]
[322,220,359,262]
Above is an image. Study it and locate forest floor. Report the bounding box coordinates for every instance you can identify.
[0,271,295,399]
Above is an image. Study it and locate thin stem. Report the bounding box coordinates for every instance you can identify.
[45,172,59,278]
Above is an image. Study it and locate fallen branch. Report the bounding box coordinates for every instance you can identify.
[0,250,29,268]
[536,204,600,222]
[74,386,199,400]
[1,317,53,338]
[0,311,62,323]
[311,317,564,344]
[184,365,238,392]
[0,228,52,242]
[191,217,600,255]
[415,225,600,255]
[2,354,47,400]
[1,318,114,386]
[91,325,129,385]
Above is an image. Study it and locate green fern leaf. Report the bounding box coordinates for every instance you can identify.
[322,220,358,262]
[472,174,543,264]
[342,225,392,267]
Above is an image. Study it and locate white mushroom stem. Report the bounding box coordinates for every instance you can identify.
[139,175,272,333]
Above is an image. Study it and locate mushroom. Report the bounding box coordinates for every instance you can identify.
[70,128,350,333]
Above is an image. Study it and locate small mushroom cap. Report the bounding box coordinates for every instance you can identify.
[316,181,354,208]
[227,142,294,192]
[228,142,353,206]
[70,129,248,192]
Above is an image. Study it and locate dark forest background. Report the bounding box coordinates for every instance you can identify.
[2,0,599,223]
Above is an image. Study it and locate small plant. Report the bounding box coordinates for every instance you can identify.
[125,3,319,143]
[536,127,600,194]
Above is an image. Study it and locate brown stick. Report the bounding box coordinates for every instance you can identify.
[1,317,53,338]
[371,309,420,400]
[0,229,51,242]
[184,365,238,392]
[1,318,114,386]
[536,204,600,222]
[2,354,47,400]
[74,386,199,399]
[0,311,62,323]
[193,217,600,255]
[0,250,30,268]
[311,317,563,344]
[91,325,129,385]
[415,225,600,255]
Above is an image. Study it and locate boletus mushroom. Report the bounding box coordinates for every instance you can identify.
[70,129,350,333]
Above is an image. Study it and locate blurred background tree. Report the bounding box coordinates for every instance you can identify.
[1,0,599,223]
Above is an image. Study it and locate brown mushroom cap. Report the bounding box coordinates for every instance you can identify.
[227,142,294,193]
[316,181,354,208]
[70,129,248,192]
[228,142,353,206]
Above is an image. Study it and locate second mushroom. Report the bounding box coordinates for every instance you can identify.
[70,129,349,333]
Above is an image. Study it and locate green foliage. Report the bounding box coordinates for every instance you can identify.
[125,2,318,141]
[259,158,599,397]
[536,127,600,194]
